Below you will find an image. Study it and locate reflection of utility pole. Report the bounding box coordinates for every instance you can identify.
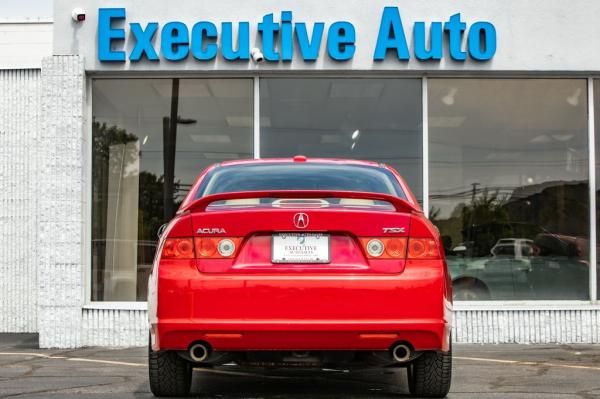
[470,182,479,204]
[163,78,179,222]
[466,182,480,257]
[162,79,197,222]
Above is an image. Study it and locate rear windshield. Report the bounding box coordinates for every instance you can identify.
[195,163,406,199]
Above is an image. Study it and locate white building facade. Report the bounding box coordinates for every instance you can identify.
[0,19,52,335]
[2,0,600,347]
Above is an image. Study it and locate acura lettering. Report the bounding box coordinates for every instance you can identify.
[196,228,226,234]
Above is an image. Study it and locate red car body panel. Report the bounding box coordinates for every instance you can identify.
[148,158,452,355]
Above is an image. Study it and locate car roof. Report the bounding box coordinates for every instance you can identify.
[219,157,382,168]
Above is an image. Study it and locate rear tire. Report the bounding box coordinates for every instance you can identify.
[148,339,192,397]
[407,347,452,398]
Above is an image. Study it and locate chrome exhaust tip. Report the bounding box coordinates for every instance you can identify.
[391,343,411,363]
[189,343,210,362]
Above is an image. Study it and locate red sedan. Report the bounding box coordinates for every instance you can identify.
[148,157,452,397]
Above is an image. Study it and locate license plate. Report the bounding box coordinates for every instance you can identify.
[272,233,330,264]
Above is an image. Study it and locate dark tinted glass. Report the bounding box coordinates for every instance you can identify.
[197,163,405,198]
[429,79,589,301]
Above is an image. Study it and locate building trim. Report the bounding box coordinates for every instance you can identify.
[454,301,600,311]
[421,76,429,216]
[0,18,53,24]
[83,302,148,311]
[588,78,597,303]
[253,76,260,159]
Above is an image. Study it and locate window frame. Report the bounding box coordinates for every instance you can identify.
[84,73,599,308]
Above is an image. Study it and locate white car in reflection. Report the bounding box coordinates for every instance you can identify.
[490,238,535,260]
[448,234,589,300]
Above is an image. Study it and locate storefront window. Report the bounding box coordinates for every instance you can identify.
[91,79,253,301]
[259,78,423,201]
[429,79,589,300]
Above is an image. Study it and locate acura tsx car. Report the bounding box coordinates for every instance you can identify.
[148,157,453,397]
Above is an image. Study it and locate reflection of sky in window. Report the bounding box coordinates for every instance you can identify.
[92,79,254,195]
[429,79,588,218]
[260,78,423,201]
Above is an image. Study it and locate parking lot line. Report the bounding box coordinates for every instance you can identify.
[455,356,600,371]
[0,352,144,367]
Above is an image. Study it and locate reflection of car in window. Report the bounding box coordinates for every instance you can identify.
[447,222,591,301]
[490,238,534,259]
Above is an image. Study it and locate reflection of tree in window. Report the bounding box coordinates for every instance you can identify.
[92,121,183,301]
[432,183,588,258]
[92,121,139,300]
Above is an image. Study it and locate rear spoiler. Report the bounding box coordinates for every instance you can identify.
[179,190,421,213]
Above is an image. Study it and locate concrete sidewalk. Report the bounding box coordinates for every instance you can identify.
[1,334,600,398]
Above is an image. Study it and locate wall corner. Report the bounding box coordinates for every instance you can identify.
[37,55,86,348]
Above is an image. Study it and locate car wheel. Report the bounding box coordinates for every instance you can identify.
[453,280,490,301]
[407,346,452,398]
[148,336,192,397]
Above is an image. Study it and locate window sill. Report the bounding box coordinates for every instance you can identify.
[453,300,600,311]
[83,302,148,311]
[81,301,600,312]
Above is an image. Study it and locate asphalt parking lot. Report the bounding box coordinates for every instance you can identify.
[1,334,600,398]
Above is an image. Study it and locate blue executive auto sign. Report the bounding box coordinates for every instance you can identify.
[98,7,496,63]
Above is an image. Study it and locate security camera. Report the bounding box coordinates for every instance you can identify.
[251,47,264,63]
[72,8,86,22]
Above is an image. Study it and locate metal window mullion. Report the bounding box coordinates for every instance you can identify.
[253,76,260,159]
[85,76,93,303]
[588,78,597,303]
[422,77,429,217]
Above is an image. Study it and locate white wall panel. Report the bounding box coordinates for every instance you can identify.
[0,69,41,333]
[0,22,52,69]
[76,308,600,347]
[37,56,86,348]
[81,309,148,347]
[453,309,600,344]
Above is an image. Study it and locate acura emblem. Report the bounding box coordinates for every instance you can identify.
[293,213,309,229]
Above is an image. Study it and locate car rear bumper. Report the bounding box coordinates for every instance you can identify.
[152,319,450,352]
[150,260,452,352]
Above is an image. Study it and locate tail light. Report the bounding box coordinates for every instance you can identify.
[161,237,241,259]
[161,238,195,259]
[407,238,439,259]
[359,237,439,260]
[194,237,242,259]
[359,238,407,259]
